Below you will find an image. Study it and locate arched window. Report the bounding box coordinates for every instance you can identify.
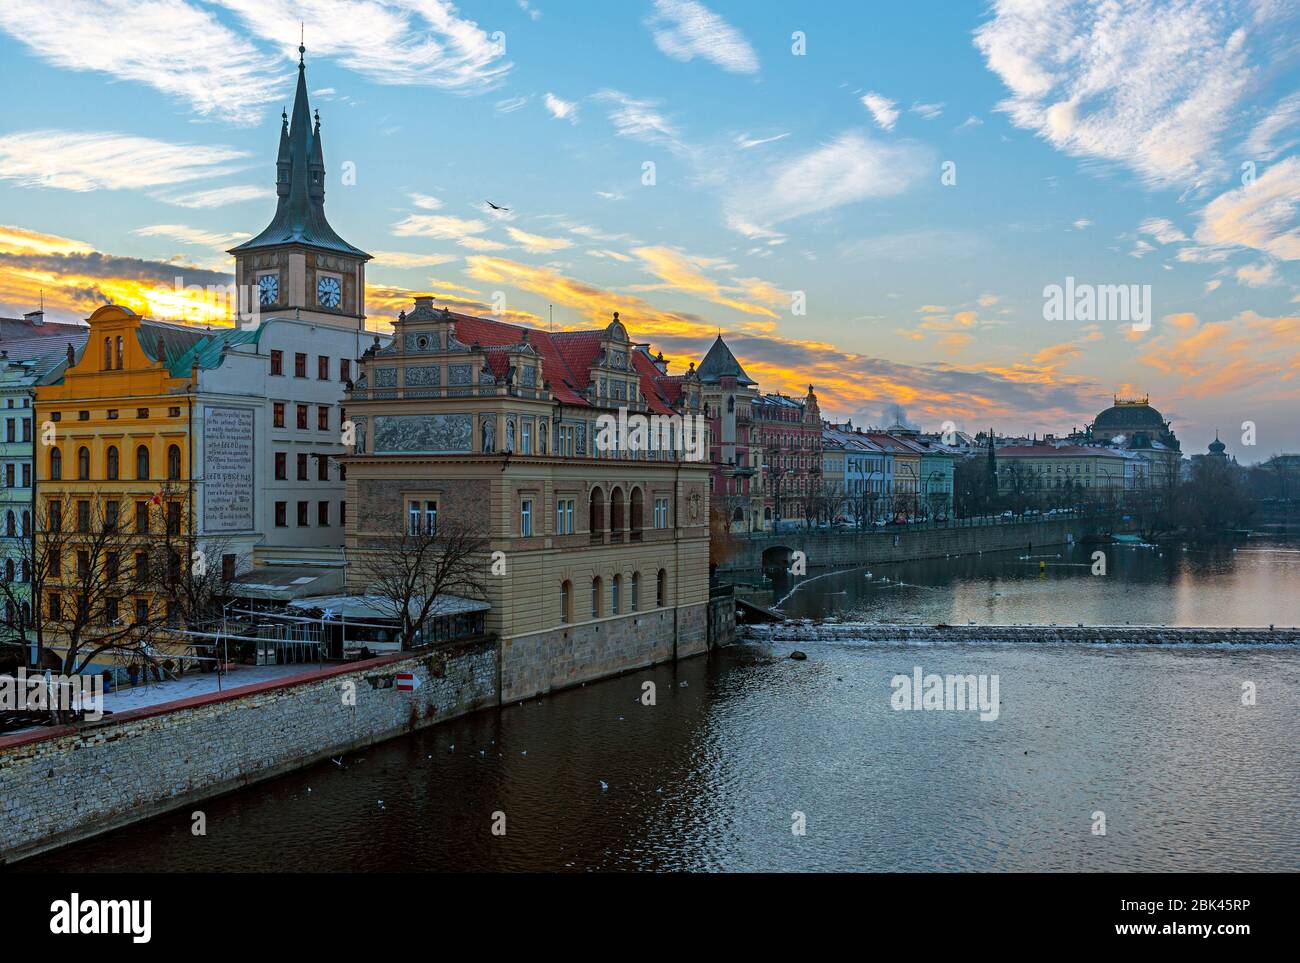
[20,601,30,624]
[106,445,119,480]
[610,486,625,532]
[589,488,605,538]
[4,511,14,537]
[3,559,12,581]
[77,446,90,480]
[629,487,643,538]
[3,601,12,625]
[49,448,61,480]
[103,336,112,369]
[115,336,123,369]
[21,510,30,536]
[136,445,150,480]
[591,576,602,619]
[560,580,572,624]
[656,569,667,607]
[631,572,640,611]
[612,574,622,615]
[167,444,182,480]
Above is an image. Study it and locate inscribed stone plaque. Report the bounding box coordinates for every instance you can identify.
[203,406,254,532]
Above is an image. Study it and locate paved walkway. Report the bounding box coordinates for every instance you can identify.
[100,663,323,715]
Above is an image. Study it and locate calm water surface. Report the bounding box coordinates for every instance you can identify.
[14,536,1300,873]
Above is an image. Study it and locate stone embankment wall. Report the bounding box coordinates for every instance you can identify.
[742,623,1300,645]
[0,639,497,865]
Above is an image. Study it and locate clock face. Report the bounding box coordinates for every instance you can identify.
[316,275,342,308]
[257,274,279,305]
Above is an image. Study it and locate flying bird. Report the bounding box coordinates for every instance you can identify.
[484,199,510,211]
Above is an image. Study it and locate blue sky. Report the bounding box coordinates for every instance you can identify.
[1,0,1298,459]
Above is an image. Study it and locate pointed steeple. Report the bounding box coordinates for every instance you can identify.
[696,334,756,386]
[229,43,368,259]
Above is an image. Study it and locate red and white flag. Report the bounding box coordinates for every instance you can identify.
[396,672,420,692]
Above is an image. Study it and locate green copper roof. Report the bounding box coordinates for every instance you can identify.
[136,321,261,378]
[229,46,369,260]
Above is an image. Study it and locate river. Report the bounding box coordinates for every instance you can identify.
[13,535,1300,873]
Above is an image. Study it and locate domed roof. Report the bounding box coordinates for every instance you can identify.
[1094,400,1165,430]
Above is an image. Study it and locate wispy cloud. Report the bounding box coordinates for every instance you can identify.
[646,0,759,74]
[974,0,1275,188]
[596,90,683,150]
[217,0,512,92]
[861,92,899,131]
[543,92,578,123]
[723,132,933,238]
[505,227,572,253]
[0,0,285,122]
[155,184,270,209]
[0,130,249,192]
[392,214,489,239]
[1194,156,1300,261]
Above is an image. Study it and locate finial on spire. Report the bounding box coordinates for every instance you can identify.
[298,23,306,66]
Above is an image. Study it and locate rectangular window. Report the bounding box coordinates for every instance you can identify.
[77,500,90,533]
[135,501,149,533]
[275,501,287,527]
[107,409,118,420]
[318,405,329,431]
[136,408,149,419]
[275,452,287,480]
[318,356,330,380]
[22,464,30,487]
[222,554,236,582]
[168,407,180,417]
[270,350,283,376]
[340,501,347,526]
[135,598,149,625]
[4,419,13,442]
[521,421,532,454]
[106,552,119,581]
[4,464,12,487]
[273,402,285,428]
[105,501,119,531]
[21,418,31,442]
[135,551,149,580]
[317,500,329,526]
[297,501,309,526]
[166,502,181,535]
[297,404,308,430]
[297,453,308,481]
[340,359,351,382]
[105,598,119,626]
[48,594,61,621]
[521,498,533,537]
[49,500,61,533]
[76,550,89,576]
[317,455,329,481]
[294,352,307,378]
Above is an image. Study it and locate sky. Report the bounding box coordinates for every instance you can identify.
[0,0,1297,461]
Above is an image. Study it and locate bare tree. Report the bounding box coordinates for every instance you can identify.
[0,498,173,679]
[354,510,487,650]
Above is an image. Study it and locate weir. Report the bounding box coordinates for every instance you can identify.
[742,623,1300,645]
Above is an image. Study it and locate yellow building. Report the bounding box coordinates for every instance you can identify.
[33,305,203,672]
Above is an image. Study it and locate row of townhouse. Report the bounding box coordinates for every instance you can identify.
[822,421,956,522]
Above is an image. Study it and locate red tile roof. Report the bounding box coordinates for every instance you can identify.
[447,311,686,413]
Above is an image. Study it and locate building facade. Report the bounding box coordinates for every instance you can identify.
[753,386,822,527]
[343,299,712,702]
[697,335,762,532]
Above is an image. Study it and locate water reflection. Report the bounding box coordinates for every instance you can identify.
[768,537,1300,627]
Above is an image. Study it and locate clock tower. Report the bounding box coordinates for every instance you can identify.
[229,44,370,329]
